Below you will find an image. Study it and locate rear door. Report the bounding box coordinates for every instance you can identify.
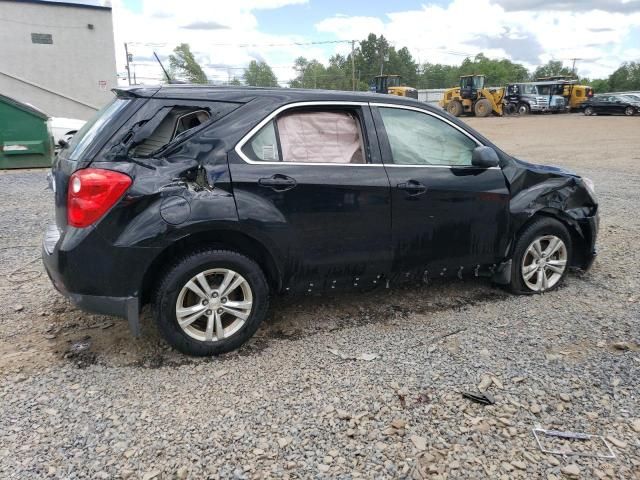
[371,103,510,280]
[228,102,392,292]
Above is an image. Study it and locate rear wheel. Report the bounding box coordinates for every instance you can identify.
[474,98,492,117]
[584,106,594,116]
[154,249,269,356]
[517,103,530,115]
[624,106,635,116]
[510,218,572,294]
[446,100,463,117]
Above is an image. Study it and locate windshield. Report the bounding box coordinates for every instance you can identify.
[68,98,129,161]
[387,76,401,87]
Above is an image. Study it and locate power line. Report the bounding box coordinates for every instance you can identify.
[127,39,355,48]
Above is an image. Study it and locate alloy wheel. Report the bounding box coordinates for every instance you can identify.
[625,106,635,116]
[521,235,568,292]
[175,268,253,342]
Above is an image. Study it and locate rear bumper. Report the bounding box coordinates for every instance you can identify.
[42,224,145,335]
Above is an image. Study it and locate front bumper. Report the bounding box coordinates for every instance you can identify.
[579,214,599,271]
[42,224,142,335]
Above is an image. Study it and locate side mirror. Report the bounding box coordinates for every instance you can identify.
[472,146,500,168]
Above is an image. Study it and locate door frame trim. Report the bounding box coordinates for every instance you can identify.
[235,101,375,167]
[370,102,500,170]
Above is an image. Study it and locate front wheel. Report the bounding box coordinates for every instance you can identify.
[154,250,269,356]
[584,106,594,116]
[446,100,463,117]
[510,218,572,294]
[474,98,492,117]
[517,103,530,115]
[625,106,635,116]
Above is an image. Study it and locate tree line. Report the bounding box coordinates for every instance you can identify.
[169,35,640,93]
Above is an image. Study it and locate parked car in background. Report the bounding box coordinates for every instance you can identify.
[582,94,640,116]
[50,117,85,151]
[43,86,599,356]
[620,93,640,103]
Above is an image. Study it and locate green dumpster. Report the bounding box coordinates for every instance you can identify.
[0,93,53,169]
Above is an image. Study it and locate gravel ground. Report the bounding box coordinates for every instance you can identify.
[1,114,639,479]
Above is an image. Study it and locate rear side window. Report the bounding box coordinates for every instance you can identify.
[242,109,365,164]
[115,101,240,159]
[131,107,211,157]
[69,98,129,161]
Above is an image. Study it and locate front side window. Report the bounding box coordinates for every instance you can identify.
[378,107,477,166]
[242,109,365,164]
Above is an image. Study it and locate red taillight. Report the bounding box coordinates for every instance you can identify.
[67,168,132,228]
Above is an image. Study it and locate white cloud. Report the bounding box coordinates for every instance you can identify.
[110,0,640,86]
[111,0,311,85]
[315,0,640,78]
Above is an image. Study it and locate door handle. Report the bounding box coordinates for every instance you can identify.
[258,174,297,192]
[397,180,427,196]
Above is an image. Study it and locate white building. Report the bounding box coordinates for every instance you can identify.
[0,0,117,119]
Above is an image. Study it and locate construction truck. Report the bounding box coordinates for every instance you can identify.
[439,75,504,117]
[371,75,418,99]
[536,76,594,110]
[504,81,567,114]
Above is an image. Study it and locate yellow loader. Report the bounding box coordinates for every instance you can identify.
[440,75,504,117]
[372,75,418,99]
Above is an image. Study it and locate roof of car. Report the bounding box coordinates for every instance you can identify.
[113,84,431,109]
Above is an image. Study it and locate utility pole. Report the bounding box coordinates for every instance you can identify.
[132,64,137,85]
[124,42,132,85]
[570,58,581,76]
[351,40,356,91]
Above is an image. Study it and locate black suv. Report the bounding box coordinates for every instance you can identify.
[43,86,599,356]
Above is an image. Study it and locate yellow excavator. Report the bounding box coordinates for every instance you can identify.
[372,75,418,99]
[440,75,505,117]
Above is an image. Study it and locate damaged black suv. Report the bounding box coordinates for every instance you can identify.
[43,86,598,356]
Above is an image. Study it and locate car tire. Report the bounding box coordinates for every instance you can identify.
[509,217,572,295]
[584,106,594,116]
[474,98,492,117]
[624,106,635,116]
[446,100,463,117]
[517,103,530,115]
[153,249,269,356]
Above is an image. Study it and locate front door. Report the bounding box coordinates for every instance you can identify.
[371,104,510,280]
[228,103,392,292]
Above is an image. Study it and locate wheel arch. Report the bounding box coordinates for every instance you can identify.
[513,209,588,268]
[140,229,283,305]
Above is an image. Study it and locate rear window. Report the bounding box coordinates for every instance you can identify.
[68,98,129,161]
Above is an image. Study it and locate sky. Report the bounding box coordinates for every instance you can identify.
[106,0,640,85]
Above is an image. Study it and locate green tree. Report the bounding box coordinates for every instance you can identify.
[168,43,208,84]
[243,60,279,87]
[229,77,243,86]
[532,60,573,80]
[352,34,419,90]
[419,63,460,88]
[607,62,640,91]
[584,78,610,93]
